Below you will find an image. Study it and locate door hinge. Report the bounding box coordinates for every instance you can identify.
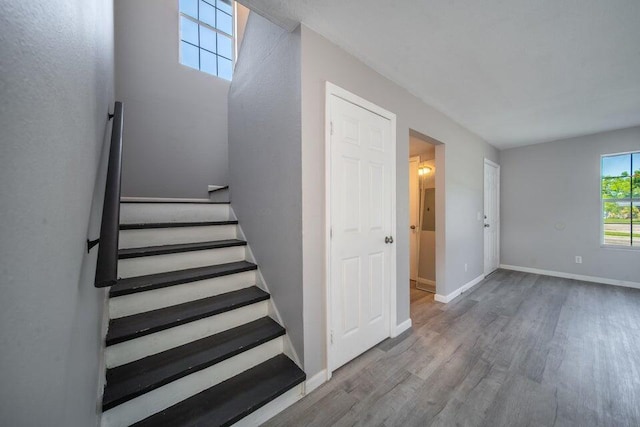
[330,227,333,238]
[330,330,334,344]
[330,121,334,136]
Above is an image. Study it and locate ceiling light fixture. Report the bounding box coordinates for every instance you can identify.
[418,166,432,175]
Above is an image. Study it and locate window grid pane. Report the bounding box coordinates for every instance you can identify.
[217,55,232,80]
[217,33,232,60]
[216,9,233,35]
[179,0,198,18]
[180,41,199,70]
[217,0,233,14]
[199,0,216,28]
[178,1,233,80]
[201,49,217,75]
[602,152,639,247]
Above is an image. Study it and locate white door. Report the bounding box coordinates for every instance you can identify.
[409,156,420,281]
[329,93,394,371]
[484,160,500,275]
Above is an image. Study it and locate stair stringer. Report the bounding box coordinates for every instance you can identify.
[231,206,303,371]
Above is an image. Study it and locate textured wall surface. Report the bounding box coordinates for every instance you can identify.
[501,126,640,283]
[301,26,498,377]
[0,0,114,425]
[115,0,230,198]
[228,13,304,362]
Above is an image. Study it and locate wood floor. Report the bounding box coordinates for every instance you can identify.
[265,269,640,427]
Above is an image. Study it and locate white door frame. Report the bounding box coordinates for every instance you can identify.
[409,156,420,282]
[324,82,397,379]
[483,158,500,275]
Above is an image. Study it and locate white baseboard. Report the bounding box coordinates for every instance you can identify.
[499,264,640,290]
[231,384,304,427]
[393,318,412,337]
[434,274,485,303]
[121,197,214,204]
[304,370,328,395]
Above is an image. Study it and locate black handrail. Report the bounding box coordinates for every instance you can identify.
[94,101,124,287]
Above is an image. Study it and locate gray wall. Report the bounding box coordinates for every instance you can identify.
[501,126,640,283]
[301,26,499,377]
[228,14,304,362]
[115,0,229,198]
[0,0,114,425]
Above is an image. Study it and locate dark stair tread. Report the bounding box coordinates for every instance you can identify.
[106,287,270,346]
[121,200,230,204]
[132,355,306,427]
[208,185,229,193]
[120,221,238,230]
[103,317,285,410]
[110,261,258,297]
[118,239,247,259]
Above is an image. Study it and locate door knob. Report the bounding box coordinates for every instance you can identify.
[410,225,416,230]
[484,224,490,228]
[385,236,390,244]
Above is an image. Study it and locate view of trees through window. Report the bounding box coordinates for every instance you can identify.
[601,152,640,246]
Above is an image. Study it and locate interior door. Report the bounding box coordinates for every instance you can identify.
[329,94,393,371]
[409,156,420,281]
[484,160,500,275]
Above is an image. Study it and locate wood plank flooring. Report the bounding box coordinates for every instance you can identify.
[265,269,640,427]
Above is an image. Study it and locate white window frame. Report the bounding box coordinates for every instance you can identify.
[600,150,640,250]
[178,0,235,79]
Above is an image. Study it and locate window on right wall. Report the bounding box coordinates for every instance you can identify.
[601,151,640,247]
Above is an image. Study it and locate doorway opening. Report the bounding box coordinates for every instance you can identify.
[409,131,441,306]
[484,159,500,275]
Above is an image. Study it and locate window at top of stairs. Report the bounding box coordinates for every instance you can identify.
[179,0,235,81]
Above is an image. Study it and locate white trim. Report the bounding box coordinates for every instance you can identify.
[600,244,640,251]
[97,288,110,427]
[484,158,500,169]
[599,150,640,249]
[230,384,304,427]
[304,370,328,395]
[409,156,421,282]
[394,318,412,336]
[324,81,398,378]
[120,197,215,204]
[483,158,501,276]
[499,264,640,290]
[434,274,485,303]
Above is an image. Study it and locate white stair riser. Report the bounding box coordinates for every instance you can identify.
[101,337,283,427]
[118,246,246,278]
[119,225,237,249]
[106,301,268,368]
[110,271,257,318]
[231,383,304,427]
[120,203,231,224]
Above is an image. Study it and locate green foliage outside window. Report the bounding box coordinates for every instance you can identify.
[601,152,639,246]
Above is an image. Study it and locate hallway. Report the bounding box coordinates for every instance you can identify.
[265,269,640,426]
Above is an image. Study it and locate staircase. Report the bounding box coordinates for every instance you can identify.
[101,199,305,427]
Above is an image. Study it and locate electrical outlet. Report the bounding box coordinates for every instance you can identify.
[464,263,468,272]
[575,256,582,264]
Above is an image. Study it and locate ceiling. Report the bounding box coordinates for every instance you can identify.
[240,0,640,149]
